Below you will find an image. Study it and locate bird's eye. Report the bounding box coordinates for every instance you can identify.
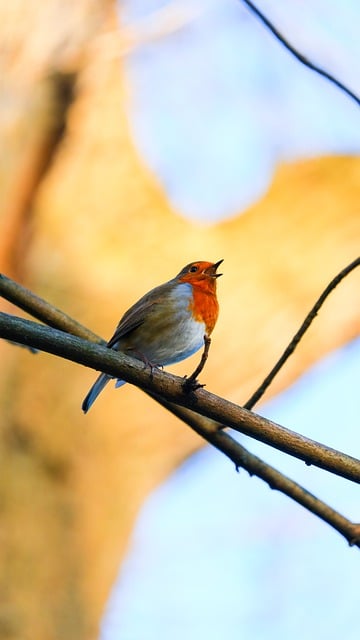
[189,265,198,273]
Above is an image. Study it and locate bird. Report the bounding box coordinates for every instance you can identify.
[82,260,223,413]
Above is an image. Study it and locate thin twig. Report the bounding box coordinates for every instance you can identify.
[183,335,211,390]
[244,257,360,410]
[241,0,360,107]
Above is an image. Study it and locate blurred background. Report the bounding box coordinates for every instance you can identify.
[0,1,359,639]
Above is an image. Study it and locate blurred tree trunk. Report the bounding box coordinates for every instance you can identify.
[0,3,115,638]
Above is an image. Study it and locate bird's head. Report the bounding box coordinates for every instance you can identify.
[177,260,223,287]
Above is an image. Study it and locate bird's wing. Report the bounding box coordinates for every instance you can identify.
[107,288,163,349]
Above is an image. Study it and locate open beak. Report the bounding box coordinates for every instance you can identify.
[206,259,223,278]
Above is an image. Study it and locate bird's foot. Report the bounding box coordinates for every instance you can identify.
[182,375,206,393]
[126,348,162,379]
[143,359,163,380]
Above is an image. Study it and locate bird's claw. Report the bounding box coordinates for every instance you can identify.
[182,375,205,393]
[147,362,163,380]
[127,348,162,379]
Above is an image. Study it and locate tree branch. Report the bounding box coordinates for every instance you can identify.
[148,397,360,547]
[0,273,102,342]
[1,273,360,547]
[244,257,360,409]
[241,0,360,107]
[1,312,360,487]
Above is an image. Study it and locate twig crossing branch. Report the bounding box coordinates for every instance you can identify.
[0,260,360,547]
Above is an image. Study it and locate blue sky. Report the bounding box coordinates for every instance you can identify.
[119,0,360,220]
[101,339,360,640]
[100,2,360,637]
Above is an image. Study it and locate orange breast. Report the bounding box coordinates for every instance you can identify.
[188,282,219,336]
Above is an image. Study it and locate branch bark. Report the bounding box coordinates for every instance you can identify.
[149,398,360,547]
[1,273,359,548]
[1,312,360,486]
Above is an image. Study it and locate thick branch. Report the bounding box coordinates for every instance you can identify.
[148,397,360,547]
[1,312,360,487]
[0,273,102,342]
[1,272,360,546]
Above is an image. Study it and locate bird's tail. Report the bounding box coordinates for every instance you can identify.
[82,373,127,413]
[82,373,109,413]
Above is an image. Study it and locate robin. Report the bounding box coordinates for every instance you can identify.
[82,259,223,412]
